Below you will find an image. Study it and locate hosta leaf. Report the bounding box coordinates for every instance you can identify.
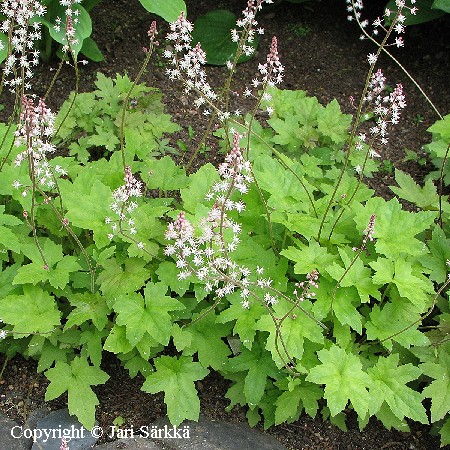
[0,285,60,334]
[44,4,92,57]
[141,356,209,426]
[191,10,258,65]
[367,354,427,423]
[45,357,109,430]
[421,351,450,422]
[137,0,186,22]
[306,345,371,418]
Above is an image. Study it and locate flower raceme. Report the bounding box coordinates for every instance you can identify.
[106,166,145,249]
[13,95,66,193]
[0,0,46,91]
[165,132,319,311]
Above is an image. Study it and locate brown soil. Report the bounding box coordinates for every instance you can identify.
[1,0,450,449]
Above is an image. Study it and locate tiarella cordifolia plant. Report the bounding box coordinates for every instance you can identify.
[0,0,449,446]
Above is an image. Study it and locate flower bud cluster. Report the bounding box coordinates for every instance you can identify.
[0,0,46,91]
[293,270,319,302]
[106,166,145,249]
[352,214,376,251]
[13,96,65,193]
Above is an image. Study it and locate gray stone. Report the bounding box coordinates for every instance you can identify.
[30,409,98,450]
[24,407,51,431]
[0,412,31,450]
[94,437,162,449]
[147,416,288,450]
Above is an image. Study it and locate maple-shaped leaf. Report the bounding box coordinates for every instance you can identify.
[367,354,427,423]
[45,357,109,430]
[65,291,111,331]
[226,339,279,407]
[420,226,450,283]
[365,296,430,350]
[326,247,382,303]
[179,310,232,370]
[114,282,183,346]
[422,351,450,423]
[218,295,266,350]
[59,176,112,249]
[316,99,352,145]
[306,345,372,418]
[256,301,324,367]
[145,156,188,191]
[0,285,60,334]
[390,169,439,209]
[103,325,133,354]
[370,257,434,310]
[97,257,148,302]
[141,356,209,426]
[274,377,323,424]
[180,163,220,214]
[439,417,450,447]
[0,205,22,252]
[428,113,450,141]
[353,197,436,258]
[13,248,81,290]
[281,240,337,275]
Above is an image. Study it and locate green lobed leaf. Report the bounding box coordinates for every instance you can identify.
[306,345,372,418]
[113,282,183,346]
[390,169,438,209]
[65,291,111,331]
[256,301,324,368]
[141,356,209,426]
[0,285,60,334]
[367,354,428,423]
[178,311,232,370]
[421,351,450,423]
[96,257,149,302]
[226,339,279,407]
[45,357,109,430]
[274,377,323,424]
[353,197,436,258]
